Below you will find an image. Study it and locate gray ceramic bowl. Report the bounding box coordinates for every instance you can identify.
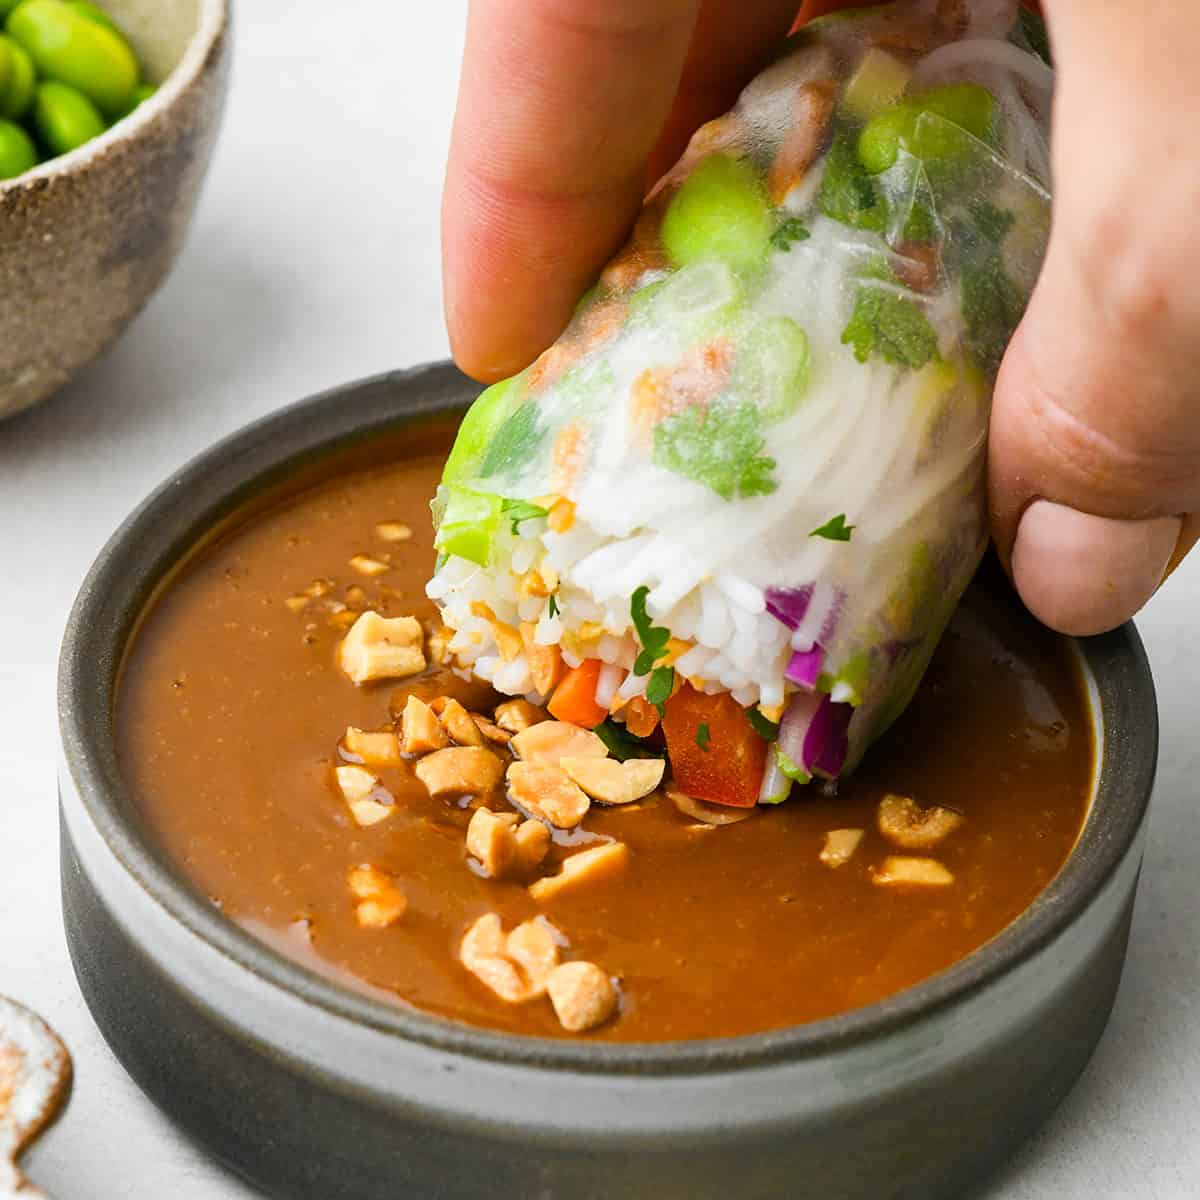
[58,365,1158,1200]
[0,0,229,420]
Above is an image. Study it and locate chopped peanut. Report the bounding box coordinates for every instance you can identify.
[873,856,955,887]
[339,611,425,684]
[529,842,629,902]
[400,694,449,755]
[546,961,617,1033]
[347,864,407,927]
[510,720,607,766]
[877,794,964,850]
[342,726,400,768]
[375,521,412,542]
[506,919,562,995]
[460,914,530,1003]
[518,566,558,599]
[466,807,520,878]
[560,756,664,806]
[520,622,565,696]
[820,828,865,868]
[336,764,378,803]
[507,761,591,828]
[349,554,390,577]
[441,698,485,747]
[415,747,504,799]
[428,625,454,666]
[284,594,309,614]
[494,698,549,734]
[344,584,369,610]
[336,765,394,827]
[473,716,513,745]
[486,618,524,662]
[514,818,551,871]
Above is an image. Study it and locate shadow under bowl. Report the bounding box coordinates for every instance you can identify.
[0,0,230,420]
[57,364,1158,1200]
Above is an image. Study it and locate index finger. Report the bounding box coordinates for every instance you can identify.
[442,0,701,382]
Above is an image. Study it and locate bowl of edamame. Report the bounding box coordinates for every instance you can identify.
[0,0,228,420]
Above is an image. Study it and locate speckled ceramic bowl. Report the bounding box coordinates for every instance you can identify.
[0,0,229,420]
[58,366,1159,1200]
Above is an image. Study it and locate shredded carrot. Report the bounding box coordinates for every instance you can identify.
[547,659,607,728]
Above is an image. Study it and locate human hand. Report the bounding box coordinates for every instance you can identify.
[441,0,1199,635]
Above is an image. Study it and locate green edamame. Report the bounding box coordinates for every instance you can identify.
[9,0,138,117]
[0,36,34,118]
[65,1,120,33]
[33,78,104,153]
[857,83,997,175]
[0,116,36,177]
[660,154,773,275]
[113,78,153,119]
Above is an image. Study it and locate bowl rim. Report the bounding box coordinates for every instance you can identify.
[57,362,1159,1076]
[0,0,229,194]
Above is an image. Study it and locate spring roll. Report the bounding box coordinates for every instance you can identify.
[427,0,1053,805]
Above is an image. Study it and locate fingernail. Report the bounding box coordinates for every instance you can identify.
[1012,501,1181,636]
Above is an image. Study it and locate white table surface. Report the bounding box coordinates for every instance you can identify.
[2,3,1197,1196]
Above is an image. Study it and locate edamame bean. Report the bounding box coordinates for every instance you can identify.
[0,116,37,177]
[0,36,34,118]
[9,0,138,117]
[114,78,153,119]
[857,83,997,174]
[33,78,104,154]
[65,1,119,32]
[660,154,773,275]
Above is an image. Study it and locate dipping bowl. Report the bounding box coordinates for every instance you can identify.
[57,364,1158,1199]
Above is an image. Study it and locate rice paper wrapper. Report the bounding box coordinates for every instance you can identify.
[432,0,1052,779]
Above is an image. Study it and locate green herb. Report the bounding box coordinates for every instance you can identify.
[770,217,811,251]
[631,586,671,676]
[810,513,855,542]
[969,199,1015,243]
[500,498,549,535]
[746,708,780,740]
[547,593,560,618]
[594,719,658,761]
[478,401,544,479]
[655,401,778,501]
[817,129,887,232]
[960,201,1023,375]
[695,722,711,751]
[645,666,675,714]
[1018,9,1052,65]
[841,283,938,368]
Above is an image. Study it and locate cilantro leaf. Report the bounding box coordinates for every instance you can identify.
[841,284,938,369]
[631,586,671,676]
[811,513,855,542]
[969,199,1015,243]
[547,593,559,618]
[645,666,675,713]
[746,709,780,740]
[770,217,811,251]
[818,130,887,232]
[654,402,778,501]
[478,402,544,479]
[695,722,711,751]
[500,498,549,536]
[960,201,1024,375]
[594,718,658,761]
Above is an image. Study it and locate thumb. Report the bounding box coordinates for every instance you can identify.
[988,0,1200,636]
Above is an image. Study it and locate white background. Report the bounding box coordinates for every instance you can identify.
[2,3,1197,1196]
